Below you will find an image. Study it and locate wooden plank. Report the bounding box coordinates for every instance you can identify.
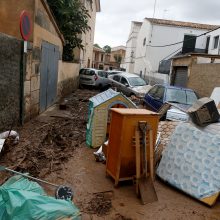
[135,129,141,195]
[149,129,155,180]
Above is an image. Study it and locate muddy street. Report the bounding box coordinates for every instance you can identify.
[0,89,219,220]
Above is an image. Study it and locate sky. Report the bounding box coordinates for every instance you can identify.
[94,0,220,48]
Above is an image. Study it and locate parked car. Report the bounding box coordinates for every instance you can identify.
[107,70,123,77]
[108,72,151,98]
[79,68,110,89]
[144,84,198,112]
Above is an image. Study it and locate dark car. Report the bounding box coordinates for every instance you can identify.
[144,84,198,112]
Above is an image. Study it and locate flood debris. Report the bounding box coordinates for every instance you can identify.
[84,191,113,216]
[157,122,220,206]
[0,175,80,219]
[0,130,19,153]
[0,90,99,182]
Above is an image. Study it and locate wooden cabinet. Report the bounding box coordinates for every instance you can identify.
[106,108,159,186]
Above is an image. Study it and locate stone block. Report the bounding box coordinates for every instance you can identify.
[31,75,40,91]
[24,81,31,96]
[31,90,40,105]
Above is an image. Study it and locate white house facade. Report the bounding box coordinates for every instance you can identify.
[124,21,142,73]
[125,18,219,84]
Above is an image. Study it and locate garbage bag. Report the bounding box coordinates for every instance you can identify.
[0,175,80,220]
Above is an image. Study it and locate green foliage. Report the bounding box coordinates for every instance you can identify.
[47,0,90,61]
[94,43,101,48]
[114,54,122,64]
[103,45,111,53]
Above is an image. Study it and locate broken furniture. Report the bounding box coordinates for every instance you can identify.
[157,122,220,206]
[106,108,159,186]
[134,122,158,204]
[86,89,136,148]
[188,97,220,126]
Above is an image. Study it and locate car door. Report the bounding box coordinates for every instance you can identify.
[145,85,165,111]
[111,75,122,91]
[120,76,131,96]
[153,85,165,110]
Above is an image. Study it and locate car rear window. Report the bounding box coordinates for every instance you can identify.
[186,90,198,105]
[84,70,95,76]
[98,71,107,78]
[166,88,197,105]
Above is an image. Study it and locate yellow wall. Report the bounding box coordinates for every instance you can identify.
[57,62,80,97]
[0,0,35,41]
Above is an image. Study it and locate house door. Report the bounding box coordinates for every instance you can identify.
[40,42,59,112]
[182,35,196,54]
[174,67,188,88]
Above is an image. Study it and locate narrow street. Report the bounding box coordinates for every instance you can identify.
[0,89,219,220]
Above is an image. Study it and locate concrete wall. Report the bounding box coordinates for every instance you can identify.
[0,33,22,131]
[188,63,220,97]
[57,62,80,97]
[0,0,35,41]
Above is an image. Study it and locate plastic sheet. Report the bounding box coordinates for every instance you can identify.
[0,175,80,220]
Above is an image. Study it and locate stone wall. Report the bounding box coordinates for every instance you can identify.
[188,63,220,97]
[0,33,22,131]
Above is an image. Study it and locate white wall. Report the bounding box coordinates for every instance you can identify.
[134,20,152,78]
[134,19,208,84]
[124,22,142,73]
[208,29,220,55]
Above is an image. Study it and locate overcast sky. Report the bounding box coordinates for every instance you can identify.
[94,0,220,48]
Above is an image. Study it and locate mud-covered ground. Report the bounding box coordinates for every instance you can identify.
[0,89,219,219]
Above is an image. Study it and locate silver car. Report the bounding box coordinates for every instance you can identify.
[108,72,151,98]
[79,68,110,89]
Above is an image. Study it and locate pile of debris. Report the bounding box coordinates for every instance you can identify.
[0,89,98,182]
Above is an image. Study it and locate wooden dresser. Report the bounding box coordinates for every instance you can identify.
[106,108,159,186]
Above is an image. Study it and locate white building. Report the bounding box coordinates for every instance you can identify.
[125,18,219,84]
[74,0,101,68]
[124,21,142,73]
[206,28,220,55]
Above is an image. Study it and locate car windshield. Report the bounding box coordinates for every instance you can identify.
[128,77,146,87]
[166,88,197,105]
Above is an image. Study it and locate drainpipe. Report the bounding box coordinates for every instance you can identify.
[19,41,25,125]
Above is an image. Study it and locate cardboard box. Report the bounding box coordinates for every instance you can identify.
[188,97,220,127]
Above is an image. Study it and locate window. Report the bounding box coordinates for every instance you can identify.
[101,54,104,62]
[186,90,198,105]
[166,88,186,103]
[79,68,86,75]
[113,75,121,82]
[98,71,104,77]
[154,86,165,100]
[213,36,219,49]
[182,35,196,54]
[85,69,95,76]
[148,86,159,97]
[120,77,129,86]
[128,77,146,87]
[143,37,146,46]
